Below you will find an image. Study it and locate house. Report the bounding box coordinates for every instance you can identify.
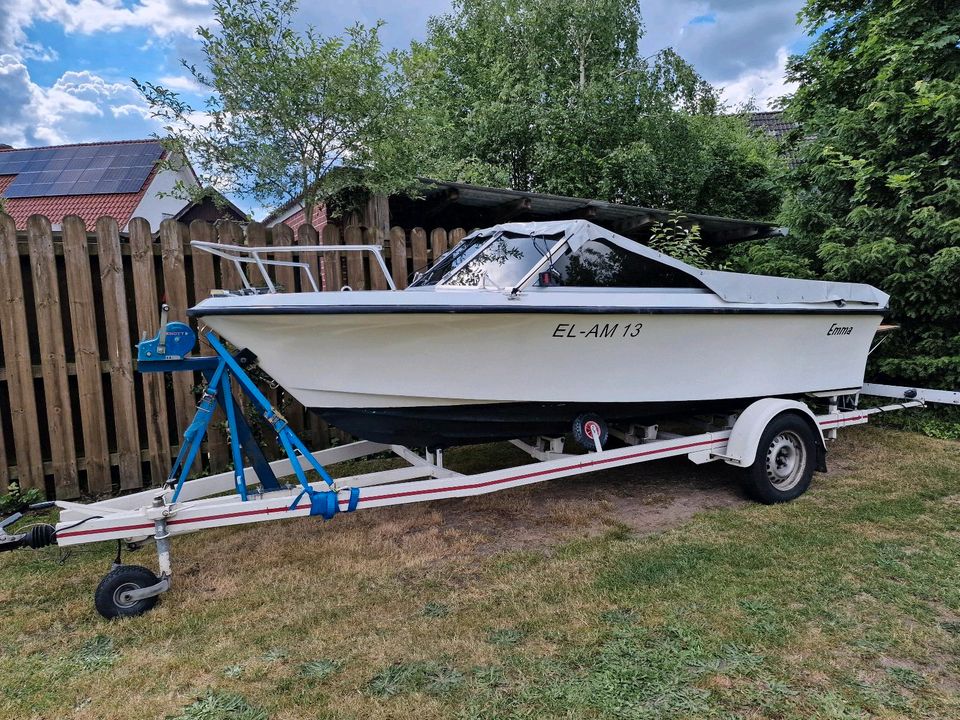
[171,188,247,225]
[264,178,780,247]
[0,139,201,230]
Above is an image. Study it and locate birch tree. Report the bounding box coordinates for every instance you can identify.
[136,0,415,224]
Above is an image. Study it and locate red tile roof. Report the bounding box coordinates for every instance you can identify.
[0,139,164,230]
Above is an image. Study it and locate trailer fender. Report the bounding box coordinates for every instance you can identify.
[723,399,827,471]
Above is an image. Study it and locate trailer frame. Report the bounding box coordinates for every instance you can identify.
[15,320,959,618]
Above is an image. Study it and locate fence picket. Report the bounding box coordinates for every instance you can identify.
[0,214,43,490]
[344,225,365,290]
[322,225,342,291]
[449,228,467,247]
[96,217,142,490]
[28,215,79,497]
[430,227,448,263]
[159,220,200,472]
[217,221,245,290]
[245,221,270,286]
[189,221,228,472]
[389,226,408,289]
[366,227,390,290]
[296,224,321,292]
[129,217,170,486]
[411,227,429,279]
[62,216,111,494]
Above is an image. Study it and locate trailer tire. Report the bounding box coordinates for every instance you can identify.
[743,413,815,504]
[572,413,608,450]
[94,565,159,619]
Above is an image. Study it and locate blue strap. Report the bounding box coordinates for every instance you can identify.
[346,487,360,512]
[184,395,215,442]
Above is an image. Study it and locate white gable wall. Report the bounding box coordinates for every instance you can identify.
[127,154,199,230]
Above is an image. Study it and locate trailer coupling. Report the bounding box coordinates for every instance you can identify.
[0,506,56,553]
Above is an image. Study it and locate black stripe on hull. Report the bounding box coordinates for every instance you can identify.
[312,399,771,449]
[191,305,885,317]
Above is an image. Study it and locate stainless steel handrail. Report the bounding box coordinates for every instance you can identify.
[190,241,397,292]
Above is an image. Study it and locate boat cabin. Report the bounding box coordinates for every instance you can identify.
[410,221,707,292]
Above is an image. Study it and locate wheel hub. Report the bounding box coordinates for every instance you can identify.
[114,582,141,609]
[765,431,805,490]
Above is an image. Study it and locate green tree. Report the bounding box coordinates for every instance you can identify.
[406,0,783,219]
[780,0,960,387]
[135,0,414,224]
[646,212,713,268]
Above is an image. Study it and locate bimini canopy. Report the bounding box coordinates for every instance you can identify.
[470,220,889,307]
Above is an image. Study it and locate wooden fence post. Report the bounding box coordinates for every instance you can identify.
[28,214,79,497]
[62,216,111,494]
[129,217,170,486]
[0,213,43,490]
[96,216,142,490]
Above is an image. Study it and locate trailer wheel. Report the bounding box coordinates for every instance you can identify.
[94,565,159,619]
[743,414,815,504]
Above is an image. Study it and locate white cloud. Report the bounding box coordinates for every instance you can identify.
[719,47,796,109]
[33,0,211,38]
[111,103,153,119]
[157,74,203,93]
[0,54,160,146]
[637,0,805,109]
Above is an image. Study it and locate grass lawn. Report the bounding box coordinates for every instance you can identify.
[1,425,959,719]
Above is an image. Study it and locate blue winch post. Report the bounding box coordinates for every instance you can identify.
[138,321,346,517]
[203,334,337,495]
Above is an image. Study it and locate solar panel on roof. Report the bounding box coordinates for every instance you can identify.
[0,142,163,198]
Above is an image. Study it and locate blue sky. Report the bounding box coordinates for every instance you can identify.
[0,0,811,217]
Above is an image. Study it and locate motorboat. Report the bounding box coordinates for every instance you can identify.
[188,220,889,447]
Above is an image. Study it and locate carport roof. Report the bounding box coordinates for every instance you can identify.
[396,179,783,246]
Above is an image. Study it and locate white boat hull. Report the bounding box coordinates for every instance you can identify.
[201,305,882,409]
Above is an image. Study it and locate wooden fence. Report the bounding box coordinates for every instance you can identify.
[0,214,466,500]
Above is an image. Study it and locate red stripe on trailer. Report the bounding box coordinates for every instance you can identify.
[55,435,728,538]
[168,504,305,526]
[350,436,728,505]
[57,521,154,539]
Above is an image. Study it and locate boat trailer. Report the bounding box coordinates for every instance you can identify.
[6,319,959,618]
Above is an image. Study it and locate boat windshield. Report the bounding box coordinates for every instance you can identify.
[442,233,562,288]
[410,235,490,287]
[410,232,563,289]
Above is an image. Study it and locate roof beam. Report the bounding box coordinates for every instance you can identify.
[552,204,598,221]
[485,196,531,224]
[611,214,655,235]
